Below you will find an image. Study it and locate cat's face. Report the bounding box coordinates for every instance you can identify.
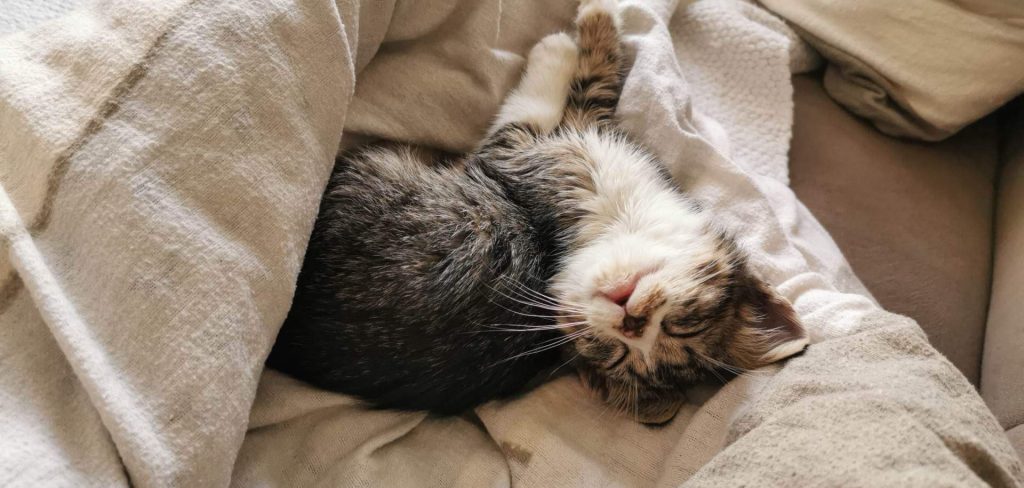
[551,214,808,425]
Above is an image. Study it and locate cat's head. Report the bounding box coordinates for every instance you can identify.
[551,208,808,425]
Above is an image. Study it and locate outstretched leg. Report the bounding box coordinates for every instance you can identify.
[562,0,623,130]
[482,32,579,153]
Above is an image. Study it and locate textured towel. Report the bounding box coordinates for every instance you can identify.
[0,0,1020,487]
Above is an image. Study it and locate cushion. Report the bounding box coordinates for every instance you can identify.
[761,0,1024,141]
[982,99,1024,453]
[789,75,999,384]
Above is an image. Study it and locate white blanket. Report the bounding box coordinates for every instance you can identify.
[0,0,81,37]
[0,0,1020,486]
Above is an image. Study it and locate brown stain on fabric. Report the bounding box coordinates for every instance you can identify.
[27,0,206,235]
[0,273,23,312]
[0,2,204,319]
[499,441,533,466]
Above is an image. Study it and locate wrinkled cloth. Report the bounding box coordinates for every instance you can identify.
[0,0,82,36]
[760,0,1024,141]
[0,0,1020,487]
[0,0,368,485]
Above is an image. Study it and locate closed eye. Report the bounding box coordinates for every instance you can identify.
[663,322,711,338]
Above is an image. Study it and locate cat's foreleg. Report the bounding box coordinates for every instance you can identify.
[561,0,623,129]
[486,32,580,140]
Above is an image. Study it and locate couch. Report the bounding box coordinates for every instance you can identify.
[790,74,1024,456]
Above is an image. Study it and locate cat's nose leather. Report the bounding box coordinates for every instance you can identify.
[603,282,636,307]
[619,314,647,338]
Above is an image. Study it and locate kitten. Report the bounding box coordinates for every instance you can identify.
[268,0,808,424]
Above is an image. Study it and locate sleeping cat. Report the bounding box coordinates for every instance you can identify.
[268,0,808,424]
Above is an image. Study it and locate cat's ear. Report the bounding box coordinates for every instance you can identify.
[730,276,809,370]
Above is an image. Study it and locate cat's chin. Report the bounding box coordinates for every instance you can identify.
[636,397,685,426]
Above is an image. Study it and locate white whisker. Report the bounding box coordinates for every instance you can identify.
[480,321,589,332]
[548,351,582,378]
[690,349,768,377]
[487,298,583,321]
[486,283,586,316]
[490,327,592,365]
[498,276,561,305]
[626,376,634,421]
[497,275,590,310]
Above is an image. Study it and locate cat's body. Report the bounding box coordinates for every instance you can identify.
[269,0,808,422]
[268,143,566,413]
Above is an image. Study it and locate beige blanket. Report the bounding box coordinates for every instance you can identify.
[0,0,1020,486]
[760,0,1024,141]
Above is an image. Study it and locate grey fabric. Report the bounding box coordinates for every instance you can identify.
[1008,425,1024,461]
[687,310,1022,487]
[789,75,999,385]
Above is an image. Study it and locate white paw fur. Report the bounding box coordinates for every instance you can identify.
[490,33,579,135]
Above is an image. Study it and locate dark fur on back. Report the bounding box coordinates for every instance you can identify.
[268,144,566,413]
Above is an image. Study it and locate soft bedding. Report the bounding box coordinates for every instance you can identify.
[760,0,1024,142]
[0,0,1021,487]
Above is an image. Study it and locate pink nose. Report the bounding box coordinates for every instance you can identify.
[602,281,636,307]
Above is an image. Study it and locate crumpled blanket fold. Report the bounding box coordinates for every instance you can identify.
[0,0,1019,486]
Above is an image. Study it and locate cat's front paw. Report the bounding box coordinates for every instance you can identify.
[577,0,620,24]
[529,32,578,67]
